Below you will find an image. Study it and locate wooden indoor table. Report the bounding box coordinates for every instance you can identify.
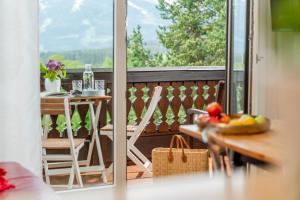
[179,123,283,166]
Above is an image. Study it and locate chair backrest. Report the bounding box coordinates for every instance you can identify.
[41,98,66,115]
[187,80,226,124]
[129,86,162,142]
[41,98,66,139]
[40,97,77,154]
[215,80,226,107]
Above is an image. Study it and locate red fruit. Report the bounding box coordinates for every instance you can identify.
[219,113,231,124]
[208,117,220,124]
[206,102,223,117]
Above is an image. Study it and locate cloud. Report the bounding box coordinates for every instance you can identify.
[81,19,112,46]
[142,0,158,5]
[40,45,46,52]
[166,0,176,4]
[142,0,175,5]
[57,34,80,40]
[40,18,52,33]
[39,0,48,11]
[128,0,159,25]
[82,19,91,26]
[71,0,86,13]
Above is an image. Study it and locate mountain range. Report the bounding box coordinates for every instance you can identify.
[40,0,168,53]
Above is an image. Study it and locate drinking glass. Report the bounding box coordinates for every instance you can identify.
[72,80,82,91]
[95,80,105,91]
[95,80,105,95]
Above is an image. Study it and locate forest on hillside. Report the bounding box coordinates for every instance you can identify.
[40,0,226,69]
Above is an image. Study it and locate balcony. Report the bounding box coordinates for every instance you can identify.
[40,67,244,169]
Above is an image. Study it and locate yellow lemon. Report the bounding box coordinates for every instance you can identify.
[241,117,256,125]
[229,119,243,126]
[240,114,252,120]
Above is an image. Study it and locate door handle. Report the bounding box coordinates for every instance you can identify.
[256,54,264,64]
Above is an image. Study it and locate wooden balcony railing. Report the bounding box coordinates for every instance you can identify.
[41,67,243,164]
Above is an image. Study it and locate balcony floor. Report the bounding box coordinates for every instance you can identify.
[50,165,152,191]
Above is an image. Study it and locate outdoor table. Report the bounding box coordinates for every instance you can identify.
[41,94,112,182]
[179,123,283,167]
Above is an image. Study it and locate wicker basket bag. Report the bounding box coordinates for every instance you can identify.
[152,135,208,177]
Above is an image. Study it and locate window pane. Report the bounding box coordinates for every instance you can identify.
[39,0,114,191]
[40,0,113,69]
[230,0,248,113]
[127,0,227,68]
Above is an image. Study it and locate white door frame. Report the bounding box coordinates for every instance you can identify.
[113,0,127,190]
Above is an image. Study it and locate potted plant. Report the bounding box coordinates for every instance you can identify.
[40,60,66,92]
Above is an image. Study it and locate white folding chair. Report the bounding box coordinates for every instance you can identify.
[100,86,162,176]
[41,98,84,189]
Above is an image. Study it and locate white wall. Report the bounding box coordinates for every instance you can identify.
[253,1,300,198]
[0,0,41,175]
[252,0,300,118]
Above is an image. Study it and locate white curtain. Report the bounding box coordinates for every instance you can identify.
[0,0,41,175]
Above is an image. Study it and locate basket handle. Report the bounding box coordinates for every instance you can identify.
[179,135,191,149]
[168,135,191,163]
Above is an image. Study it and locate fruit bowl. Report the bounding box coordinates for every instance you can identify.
[215,114,271,135]
[196,102,271,135]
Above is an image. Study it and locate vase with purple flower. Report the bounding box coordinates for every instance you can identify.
[40,60,67,92]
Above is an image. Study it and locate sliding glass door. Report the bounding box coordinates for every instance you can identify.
[227,0,251,114]
[39,0,119,190]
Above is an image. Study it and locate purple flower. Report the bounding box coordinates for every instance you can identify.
[57,62,65,69]
[46,60,60,71]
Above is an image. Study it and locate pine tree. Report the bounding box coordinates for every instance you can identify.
[127,25,152,68]
[156,0,226,66]
[102,57,113,68]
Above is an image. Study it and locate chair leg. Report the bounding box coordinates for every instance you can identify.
[127,150,152,176]
[130,145,152,170]
[101,170,108,184]
[95,132,108,183]
[73,150,83,188]
[90,103,108,184]
[42,149,50,185]
[64,98,83,188]
[68,163,75,189]
[105,163,114,177]
[224,155,233,177]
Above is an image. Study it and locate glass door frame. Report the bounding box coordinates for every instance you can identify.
[49,0,128,194]
[113,0,127,189]
[226,0,252,114]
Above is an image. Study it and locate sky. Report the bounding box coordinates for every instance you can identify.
[39,0,170,52]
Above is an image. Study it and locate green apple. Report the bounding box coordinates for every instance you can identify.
[255,115,266,124]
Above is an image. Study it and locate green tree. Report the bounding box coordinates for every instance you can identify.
[156,0,226,66]
[102,57,113,68]
[127,25,152,68]
[48,54,65,62]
